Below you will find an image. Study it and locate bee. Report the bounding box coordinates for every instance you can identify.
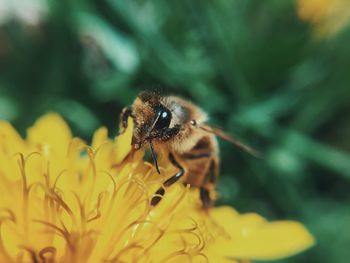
[119,91,259,209]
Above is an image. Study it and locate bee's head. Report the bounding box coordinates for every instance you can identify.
[131,91,180,150]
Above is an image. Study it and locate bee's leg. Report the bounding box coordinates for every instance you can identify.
[200,187,211,209]
[151,153,184,206]
[111,107,134,169]
[200,159,216,209]
[117,107,132,135]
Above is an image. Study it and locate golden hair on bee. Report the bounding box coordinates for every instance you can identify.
[118,90,258,209]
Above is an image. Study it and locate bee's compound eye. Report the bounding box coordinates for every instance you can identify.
[154,108,172,130]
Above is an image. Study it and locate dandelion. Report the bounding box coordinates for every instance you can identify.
[0,113,314,262]
[297,0,350,36]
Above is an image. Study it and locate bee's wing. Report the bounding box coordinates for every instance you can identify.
[199,124,261,158]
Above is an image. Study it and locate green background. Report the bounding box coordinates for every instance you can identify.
[1,0,350,262]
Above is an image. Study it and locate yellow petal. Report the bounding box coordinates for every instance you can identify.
[92,127,109,149]
[210,206,266,236]
[0,122,27,185]
[297,0,332,22]
[297,0,350,36]
[114,117,133,164]
[27,113,72,157]
[209,206,315,260]
[0,121,26,155]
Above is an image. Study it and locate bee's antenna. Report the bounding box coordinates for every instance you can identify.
[149,140,160,174]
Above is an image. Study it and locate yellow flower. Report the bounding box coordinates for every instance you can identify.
[297,0,350,36]
[0,113,314,262]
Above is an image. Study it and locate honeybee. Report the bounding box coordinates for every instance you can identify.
[119,91,259,209]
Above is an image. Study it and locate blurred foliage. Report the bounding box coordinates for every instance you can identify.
[1,0,350,262]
